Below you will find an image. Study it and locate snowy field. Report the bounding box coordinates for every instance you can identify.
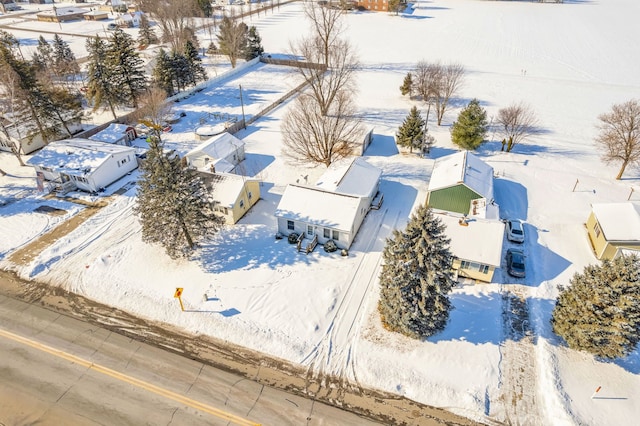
[2,1,640,425]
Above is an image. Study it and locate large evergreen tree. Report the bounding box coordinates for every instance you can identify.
[105,29,147,108]
[244,26,264,61]
[396,106,425,154]
[152,48,177,96]
[137,14,159,48]
[450,98,488,150]
[32,35,53,73]
[378,205,455,339]
[85,36,119,119]
[51,34,79,82]
[184,40,207,85]
[551,255,640,359]
[134,137,224,259]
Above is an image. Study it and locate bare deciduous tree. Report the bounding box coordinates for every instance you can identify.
[133,86,173,138]
[217,15,248,68]
[138,0,199,52]
[496,102,539,152]
[290,37,358,116]
[595,99,640,180]
[414,61,465,126]
[281,92,363,167]
[303,2,344,66]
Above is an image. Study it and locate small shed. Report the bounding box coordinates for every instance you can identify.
[89,123,137,146]
[26,139,137,194]
[199,172,260,224]
[435,212,505,283]
[184,132,245,174]
[586,202,640,260]
[426,151,499,219]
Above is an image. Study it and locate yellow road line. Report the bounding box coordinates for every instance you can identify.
[0,328,260,426]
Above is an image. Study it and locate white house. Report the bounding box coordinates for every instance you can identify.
[0,116,83,155]
[26,139,137,194]
[88,123,137,146]
[434,211,505,283]
[275,157,383,250]
[426,151,499,219]
[114,11,143,27]
[184,132,245,174]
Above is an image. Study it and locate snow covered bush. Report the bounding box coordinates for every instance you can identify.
[324,239,338,253]
[287,233,300,244]
[551,254,640,359]
[378,204,455,339]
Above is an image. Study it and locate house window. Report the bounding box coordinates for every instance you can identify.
[287,220,294,230]
[307,225,314,236]
[248,191,252,200]
[239,199,244,209]
[332,230,339,240]
[223,207,228,215]
[461,260,470,269]
[594,222,601,238]
[324,228,330,239]
[480,265,489,274]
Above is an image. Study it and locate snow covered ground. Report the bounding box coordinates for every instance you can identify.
[2,1,640,424]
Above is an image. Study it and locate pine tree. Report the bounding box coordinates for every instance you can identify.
[32,36,53,73]
[137,14,158,48]
[152,48,176,96]
[85,36,119,119]
[450,98,488,150]
[551,254,640,359]
[396,106,425,154]
[170,51,191,92]
[400,72,413,97]
[378,205,455,339]
[244,26,264,61]
[105,29,147,108]
[134,137,224,259]
[184,40,207,85]
[51,34,79,81]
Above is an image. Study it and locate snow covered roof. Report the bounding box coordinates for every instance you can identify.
[434,212,505,267]
[201,172,256,208]
[89,123,134,144]
[185,132,244,162]
[275,184,361,232]
[315,157,382,197]
[26,139,135,175]
[592,202,640,241]
[428,151,494,200]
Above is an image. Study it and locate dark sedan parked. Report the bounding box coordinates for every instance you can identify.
[506,248,526,278]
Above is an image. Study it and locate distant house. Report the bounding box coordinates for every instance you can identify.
[88,123,137,146]
[435,211,505,283]
[26,139,137,194]
[586,202,640,260]
[275,157,382,250]
[199,172,260,225]
[83,10,109,20]
[184,132,245,174]
[114,11,143,27]
[426,151,499,219]
[37,7,87,22]
[99,0,127,12]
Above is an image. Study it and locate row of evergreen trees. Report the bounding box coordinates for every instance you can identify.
[0,30,83,155]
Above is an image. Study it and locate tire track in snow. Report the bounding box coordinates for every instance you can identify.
[302,207,403,403]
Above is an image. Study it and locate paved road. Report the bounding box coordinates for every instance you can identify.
[0,291,380,426]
